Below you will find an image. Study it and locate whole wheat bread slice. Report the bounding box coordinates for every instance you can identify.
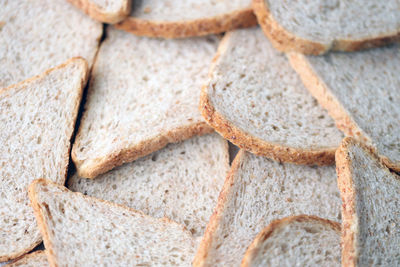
[29,179,196,266]
[289,45,400,172]
[5,251,48,267]
[0,0,102,88]
[201,27,343,166]
[66,0,131,24]
[68,133,229,238]
[0,58,88,261]
[115,0,257,38]
[253,0,400,55]
[241,215,341,267]
[72,27,218,178]
[336,138,400,266]
[193,150,341,267]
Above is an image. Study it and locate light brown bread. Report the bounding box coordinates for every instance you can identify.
[0,58,88,261]
[5,251,48,267]
[336,138,400,266]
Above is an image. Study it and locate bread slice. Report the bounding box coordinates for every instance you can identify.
[68,133,229,238]
[115,0,257,38]
[29,179,196,266]
[0,58,88,261]
[336,137,400,266]
[193,150,341,267]
[253,0,400,55]
[0,0,102,88]
[72,27,218,178]
[289,45,400,172]
[201,27,343,166]
[241,215,340,267]
[66,0,131,24]
[5,251,48,267]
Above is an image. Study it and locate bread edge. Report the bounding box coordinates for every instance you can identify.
[4,250,47,267]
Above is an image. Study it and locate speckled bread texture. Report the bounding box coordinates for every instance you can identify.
[5,251,48,267]
[29,179,196,266]
[336,138,400,267]
[115,0,257,38]
[193,150,341,267]
[0,0,102,88]
[68,133,229,238]
[0,58,87,261]
[241,215,341,267]
[72,27,218,178]
[66,0,131,24]
[252,0,400,55]
[201,27,343,166]
[288,45,400,172]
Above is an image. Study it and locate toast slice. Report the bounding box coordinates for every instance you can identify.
[253,0,400,55]
[68,133,229,238]
[201,27,343,166]
[29,179,196,266]
[0,0,102,88]
[66,0,131,24]
[115,0,257,38]
[0,58,88,261]
[289,45,400,172]
[241,215,340,267]
[72,27,218,178]
[5,251,48,267]
[193,150,341,266]
[336,138,400,266]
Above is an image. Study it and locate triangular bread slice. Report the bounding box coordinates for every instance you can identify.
[336,137,400,266]
[115,0,257,38]
[0,0,102,88]
[29,179,196,266]
[5,251,48,267]
[289,45,400,172]
[253,0,400,55]
[66,0,131,24]
[68,133,229,238]
[193,150,341,267]
[72,27,218,178]
[201,27,343,166]
[0,58,88,261]
[241,215,341,267]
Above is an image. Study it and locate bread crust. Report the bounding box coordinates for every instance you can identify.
[115,8,257,38]
[241,215,341,267]
[252,0,400,55]
[5,250,47,267]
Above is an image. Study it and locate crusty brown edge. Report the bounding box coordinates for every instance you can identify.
[241,215,341,267]
[5,250,47,267]
[0,58,88,262]
[115,7,257,38]
[252,0,400,55]
[200,31,338,166]
[66,0,131,24]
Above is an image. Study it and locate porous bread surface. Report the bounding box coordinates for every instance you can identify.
[91,0,128,12]
[194,151,341,267]
[204,27,342,159]
[5,251,48,267]
[337,138,400,266]
[72,27,217,178]
[242,216,340,267]
[29,180,196,266]
[0,0,102,88]
[68,133,229,237]
[0,58,87,261]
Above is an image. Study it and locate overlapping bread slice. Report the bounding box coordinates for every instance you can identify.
[253,0,400,55]
[336,138,400,266]
[0,58,87,261]
[29,179,196,266]
[241,215,341,267]
[72,27,218,178]
[289,45,400,172]
[66,0,131,24]
[0,0,102,88]
[68,133,229,238]
[201,27,343,166]
[115,0,256,38]
[5,251,48,267]
[193,150,341,267]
